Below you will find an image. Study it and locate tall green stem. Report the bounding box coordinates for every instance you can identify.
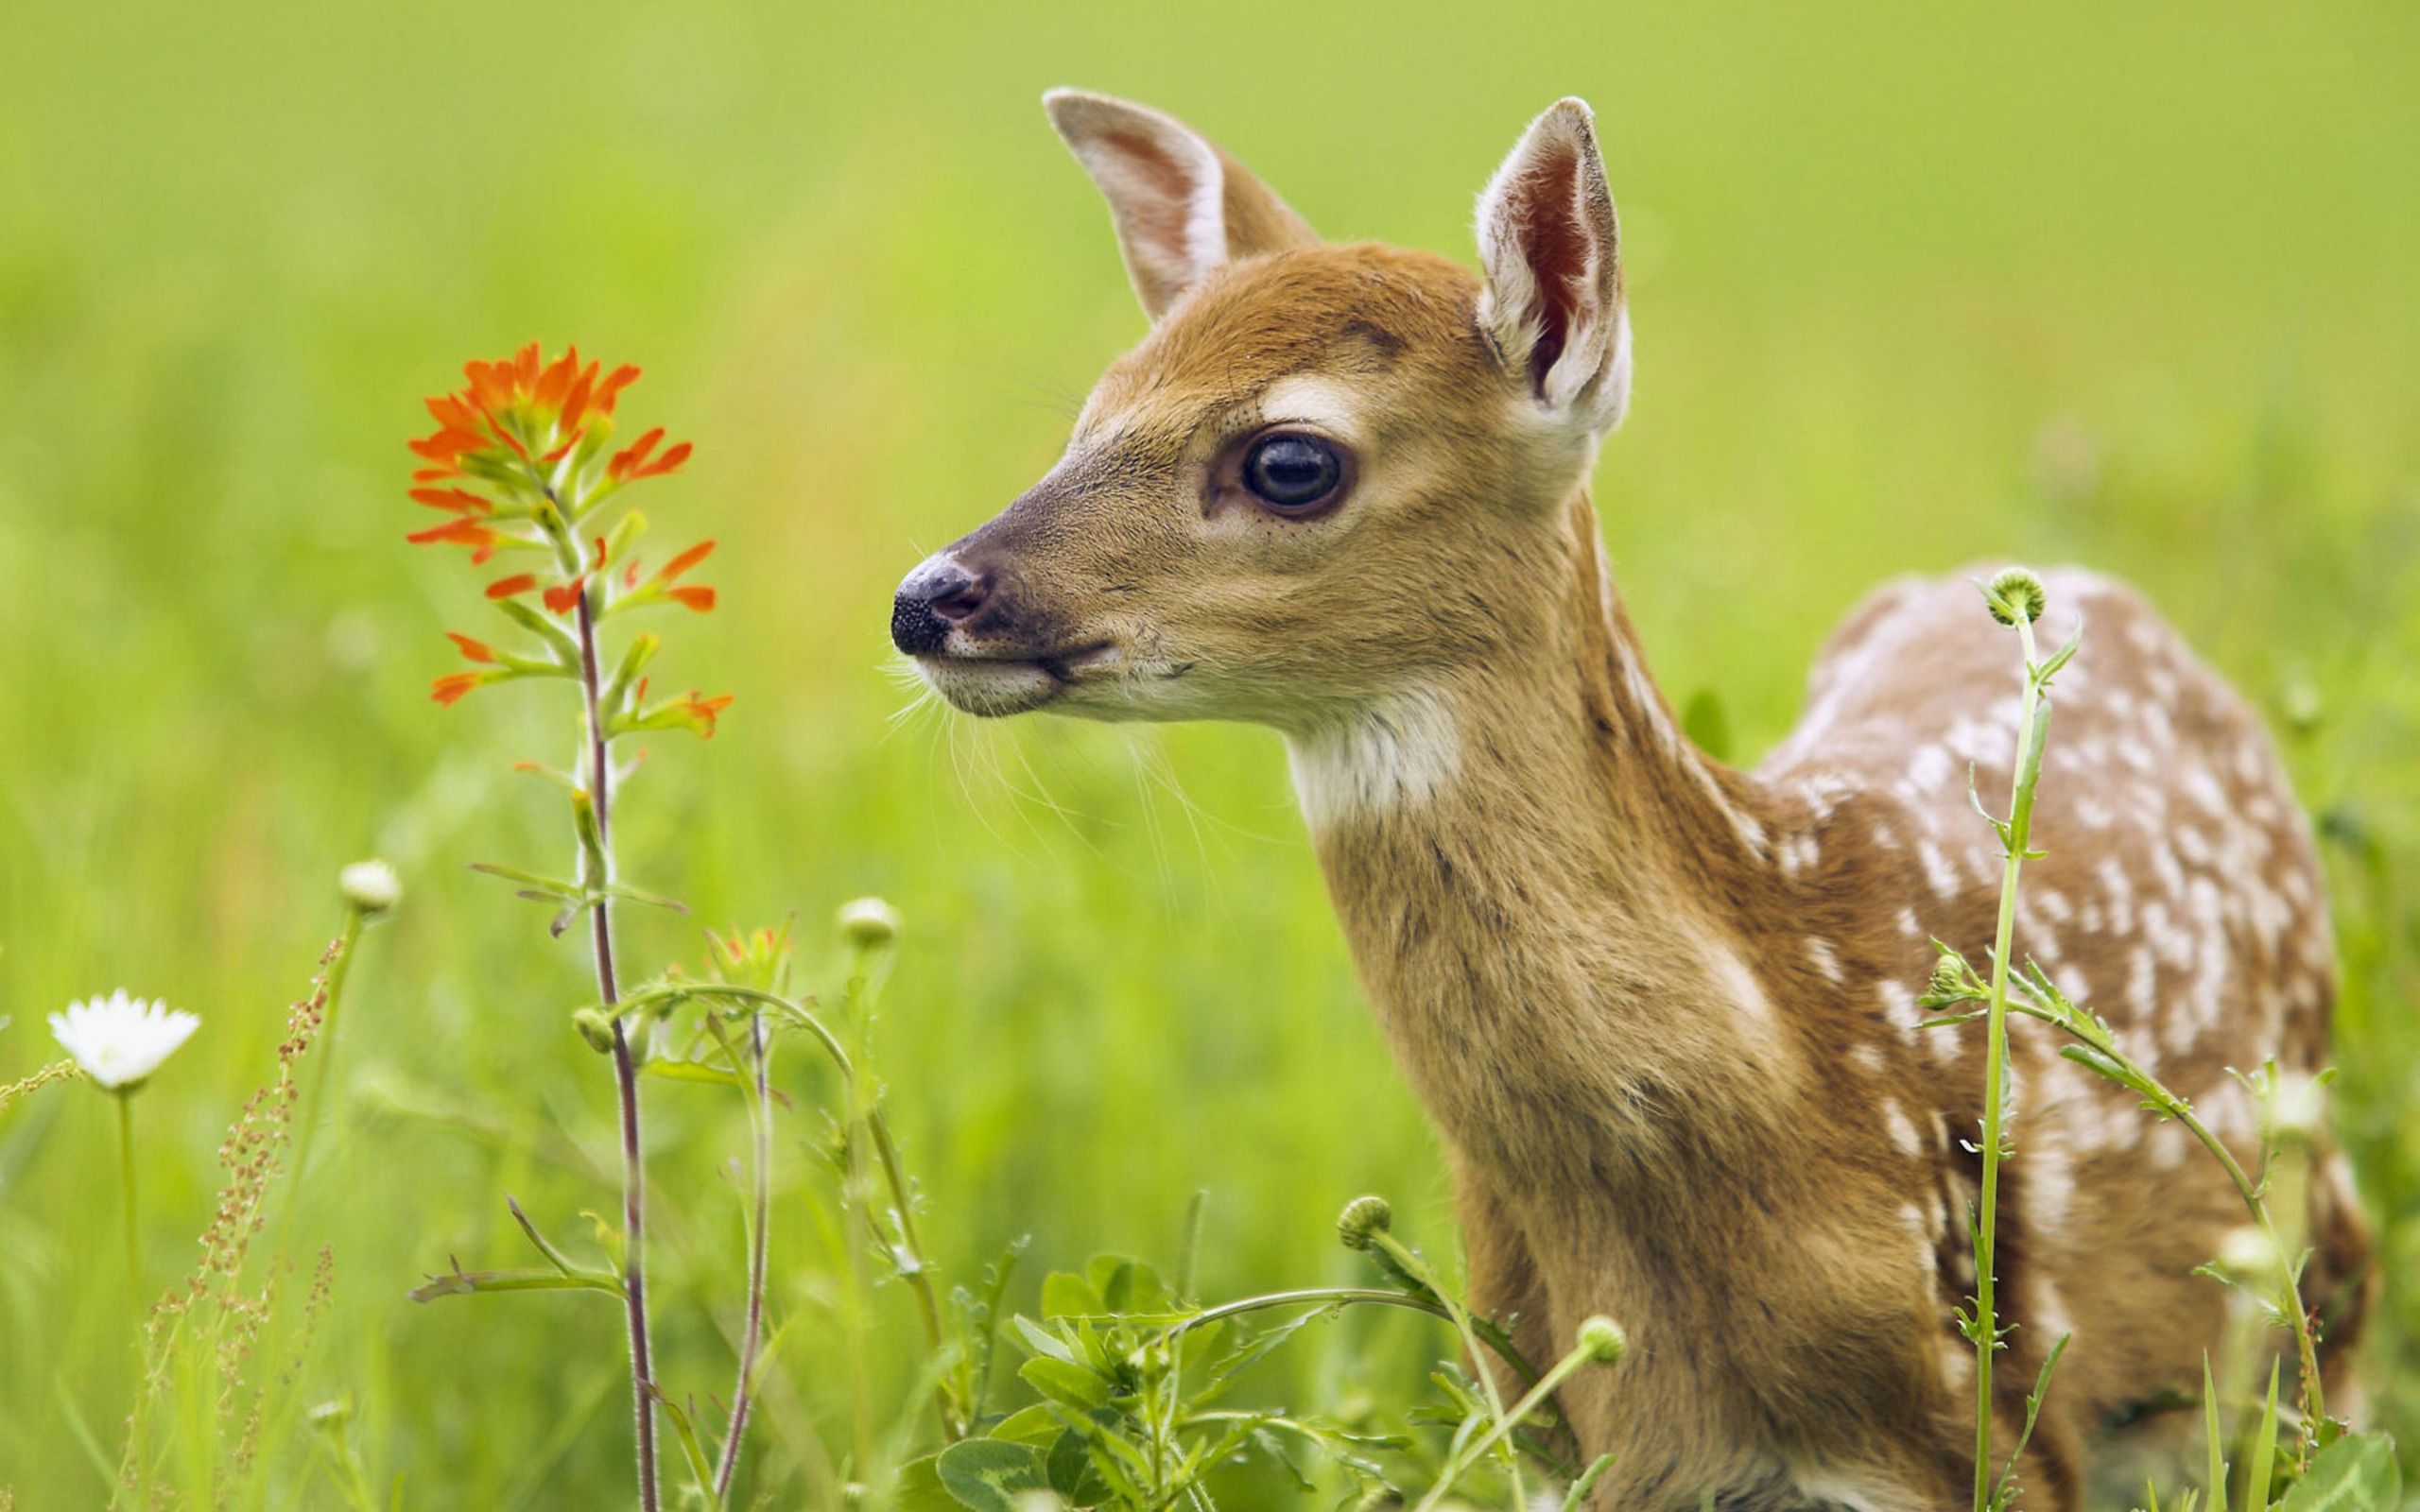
[577,583,659,1512]
[1973,612,2042,1512]
[712,1012,771,1504]
[292,908,367,1185]
[117,1091,140,1296]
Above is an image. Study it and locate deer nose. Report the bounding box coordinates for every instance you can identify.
[891,556,992,655]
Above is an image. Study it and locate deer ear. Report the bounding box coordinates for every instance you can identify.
[1044,88,1319,321]
[1476,98,1630,429]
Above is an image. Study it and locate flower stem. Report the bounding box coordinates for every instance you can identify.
[1369,1228,1525,1507]
[712,1011,771,1504]
[292,907,368,1185]
[1973,612,2043,1512]
[1411,1338,1599,1512]
[117,1091,140,1297]
[578,586,659,1512]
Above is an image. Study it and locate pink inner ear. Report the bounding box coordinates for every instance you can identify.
[1512,145,1588,394]
[1100,129,1202,266]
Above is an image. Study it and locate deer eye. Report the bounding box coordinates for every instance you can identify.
[1241,434,1343,513]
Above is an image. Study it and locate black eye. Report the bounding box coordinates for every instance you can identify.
[1241,434,1343,513]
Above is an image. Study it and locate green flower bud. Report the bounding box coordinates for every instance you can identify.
[338,859,402,917]
[1985,568,2048,627]
[1927,955,1970,1001]
[1337,1194,1392,1251]
[571,1006,618,1055]
[1576,1314,1627,1365]
[837,896,901,951]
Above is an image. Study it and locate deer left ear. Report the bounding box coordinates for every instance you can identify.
[1045,88,1320,321]
[1476,98,1631,430]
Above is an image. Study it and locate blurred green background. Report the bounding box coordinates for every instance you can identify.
[1,0,2414,1503]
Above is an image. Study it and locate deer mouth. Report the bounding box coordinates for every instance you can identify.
[913,642,1117,716]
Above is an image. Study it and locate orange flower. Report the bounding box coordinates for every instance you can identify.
[666,586,717,612]
[406,517,502,564]
[607,428,692,485]
[654,540,715,582]
[406,343,675,493]
[680,691,735,738]
[543,577,587,615]
[446,632,498,664]
[410,487,493,515]
[431,672,485,707]
[485,574,540,600]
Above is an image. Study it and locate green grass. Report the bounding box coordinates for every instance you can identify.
[0,1,2415,1504]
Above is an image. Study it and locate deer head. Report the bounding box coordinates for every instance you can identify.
[890,92,1633,733]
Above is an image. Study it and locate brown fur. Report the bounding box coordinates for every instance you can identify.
[895,93,2370,1509]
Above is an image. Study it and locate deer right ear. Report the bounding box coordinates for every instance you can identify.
[1476,98,1631,430]
[1044,88,1319,321]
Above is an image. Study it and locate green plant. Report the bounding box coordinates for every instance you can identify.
[1922,569,2400,1512]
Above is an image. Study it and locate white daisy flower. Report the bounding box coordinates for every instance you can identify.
[49,990,200,1091]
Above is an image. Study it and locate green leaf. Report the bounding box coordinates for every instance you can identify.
[2204,1356,2229,1512]
[468,860,580,898]
[2277,1435,2400,1512]
[2245,1362,2280,1512]
[1039,1269,1103,1319]
[934,1438,1046,1512]
[1088,1254,1170,1313]
[1009,1314,1078,1368]
[1017,1355,1112,1411]
[888,1454,961,1512]
[1045,1427,1113,1503]
[636,1057,748,1091]
[986,1404,1064,1446]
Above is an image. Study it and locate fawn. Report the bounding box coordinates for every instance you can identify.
[890,91,2371,1509]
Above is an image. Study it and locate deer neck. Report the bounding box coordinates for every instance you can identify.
[1284,489,1796,1186]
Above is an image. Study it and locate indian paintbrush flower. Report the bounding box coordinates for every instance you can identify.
[405,342,741,1511]
[406,342,729,728]
[50,990,199,1091]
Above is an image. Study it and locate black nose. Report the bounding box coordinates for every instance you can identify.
[890,558,991,656]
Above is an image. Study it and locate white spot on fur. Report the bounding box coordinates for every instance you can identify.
[1876,979,1922,1041]
[1287,693,1460,830]
[1806,937,1845,983]
[1258,373,1372,449]
[1915,840,1960,899]
[1883,1102,1923,1157]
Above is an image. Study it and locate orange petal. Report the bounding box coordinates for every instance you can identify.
[535,349,576,410]
[466,362,516,411]
[543,576,586,614]
[558,362,599,438]
[593,364,641,415]
[409,487,493,514]
[666,585,717,613]
[485,573,539,600]
[431,672,484,707]
[514,341,541,388]
[631,441,691,481]
[654,540,715,581]
[446,632,498,664]
[406,518,498,549]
